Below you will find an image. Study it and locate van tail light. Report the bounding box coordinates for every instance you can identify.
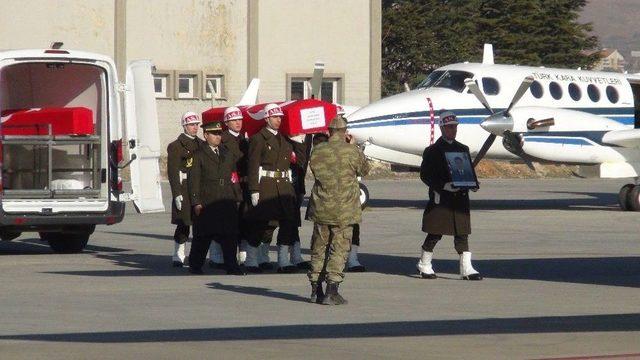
[0,139,3,193]
[115,139,123,164]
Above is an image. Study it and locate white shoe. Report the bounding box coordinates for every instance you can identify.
[417,250,436,279]
[258,243,271,266]
[237,239,248,264]
[244,245,259,268]
[289,241,306,265]
[347,245,366,272]
[172,242,186,265]
[460,251,482,280]
[208,241,224,267]
[277,245,296,273]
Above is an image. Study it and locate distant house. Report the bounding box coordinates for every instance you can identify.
[586,48,626,72]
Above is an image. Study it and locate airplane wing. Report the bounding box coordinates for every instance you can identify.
[236,78,260,106]
[602,129,640,148]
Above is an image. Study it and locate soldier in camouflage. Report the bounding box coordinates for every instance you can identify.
[306,116,370,305]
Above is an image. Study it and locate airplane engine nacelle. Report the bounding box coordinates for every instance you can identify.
[508,107,629,164]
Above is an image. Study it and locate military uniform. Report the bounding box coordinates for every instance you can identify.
[417,111,482,280]
[286,135,312,269]
[167,132,203,265]
[245,125,298,272]
[307,117,370,304]
[188,122,243,275]
[206,129,250,268]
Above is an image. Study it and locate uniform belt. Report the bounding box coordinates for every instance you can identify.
[210,178,228,185]
[259,168,291,181]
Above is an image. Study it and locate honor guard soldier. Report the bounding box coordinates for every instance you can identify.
[285,131,312,270]
[221,106,250,265]
[167,111,204,267]
[417,111,482,280]
[245,103,299,273]
[307,116,370,305]
[188,120,244,275]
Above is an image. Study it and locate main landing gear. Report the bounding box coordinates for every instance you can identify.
[618,182,640,211]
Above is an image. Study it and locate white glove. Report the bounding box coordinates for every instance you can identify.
[251,193,260,207]
[442,182,459,192]
[289,134,305,143]
[174,195,183,211]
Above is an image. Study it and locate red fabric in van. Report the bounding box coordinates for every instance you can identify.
[0,107,94,136]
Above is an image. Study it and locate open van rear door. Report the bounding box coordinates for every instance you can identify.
[124,60,165,213]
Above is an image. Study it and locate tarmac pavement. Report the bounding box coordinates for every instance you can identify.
[1,178,639,359]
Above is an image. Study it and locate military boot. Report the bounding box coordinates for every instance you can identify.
[322,282,348,305]
[309,281,325,303]
[460,251,483,281]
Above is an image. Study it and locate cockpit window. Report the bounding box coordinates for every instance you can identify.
[417,70,474,93]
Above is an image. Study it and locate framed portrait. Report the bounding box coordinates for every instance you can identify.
[444,151,479,189]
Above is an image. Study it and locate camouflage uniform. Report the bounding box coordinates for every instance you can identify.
[307,126,370,285]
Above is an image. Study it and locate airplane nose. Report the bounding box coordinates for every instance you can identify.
[480,113,513,135]
[347,123,370,144]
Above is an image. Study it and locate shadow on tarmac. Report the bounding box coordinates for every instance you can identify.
[367,191,619,210]
[0,237,129,256]
[360,253,640,288]
[208,282,309,303]
[35,244,640,289]
[1,313,639,343]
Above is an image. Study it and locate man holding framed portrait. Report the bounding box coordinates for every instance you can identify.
[417,111,482,281]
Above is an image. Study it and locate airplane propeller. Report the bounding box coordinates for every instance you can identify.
[465,76,534,168]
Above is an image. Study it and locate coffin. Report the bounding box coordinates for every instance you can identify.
[0,107,94,136]
[202,99,337,137]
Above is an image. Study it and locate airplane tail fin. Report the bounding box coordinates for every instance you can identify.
[236,78,260,106]
[310,61,325,99]
[482,43,494,65]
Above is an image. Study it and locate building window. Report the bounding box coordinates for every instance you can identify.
[568,83,581,101]
[481,77,500,95]
[202,74,224,100]
[587,84,600,102]
[606,86,619,104]
[530,80,544,99]
[287,74,343,103]
[175,71,200,99]
[152,70,172,99]
[549,82,562,100]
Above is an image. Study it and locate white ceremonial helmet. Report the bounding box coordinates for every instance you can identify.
[181,111,201,126]
[263,103,284,119]
[223,106,243,122]
[336,104,346,115]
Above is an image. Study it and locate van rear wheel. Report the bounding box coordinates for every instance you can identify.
[40,232,90,253]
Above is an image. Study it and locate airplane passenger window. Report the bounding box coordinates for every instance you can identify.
[568,83,581,101]
[549,82,562,100]
[587,84,600,102]
[482,78,500,95]
[530,80,543,98]
[606,86,619,103]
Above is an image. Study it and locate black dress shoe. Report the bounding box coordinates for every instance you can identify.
[259,262,274,271]
[226,266,247,276]
[208,261,226,270]
[421,273,437,279]
[348,265,366,272]
[277,265,298,274]
[172,261,184,268]
[462,273,483,281]
[295,261,312,270]
[189,267,204,275]
[245,266,263,274]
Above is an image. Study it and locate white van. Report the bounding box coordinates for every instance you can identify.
[0,48,164,253]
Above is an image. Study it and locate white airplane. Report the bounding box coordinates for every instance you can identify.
[347,44,640,211]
